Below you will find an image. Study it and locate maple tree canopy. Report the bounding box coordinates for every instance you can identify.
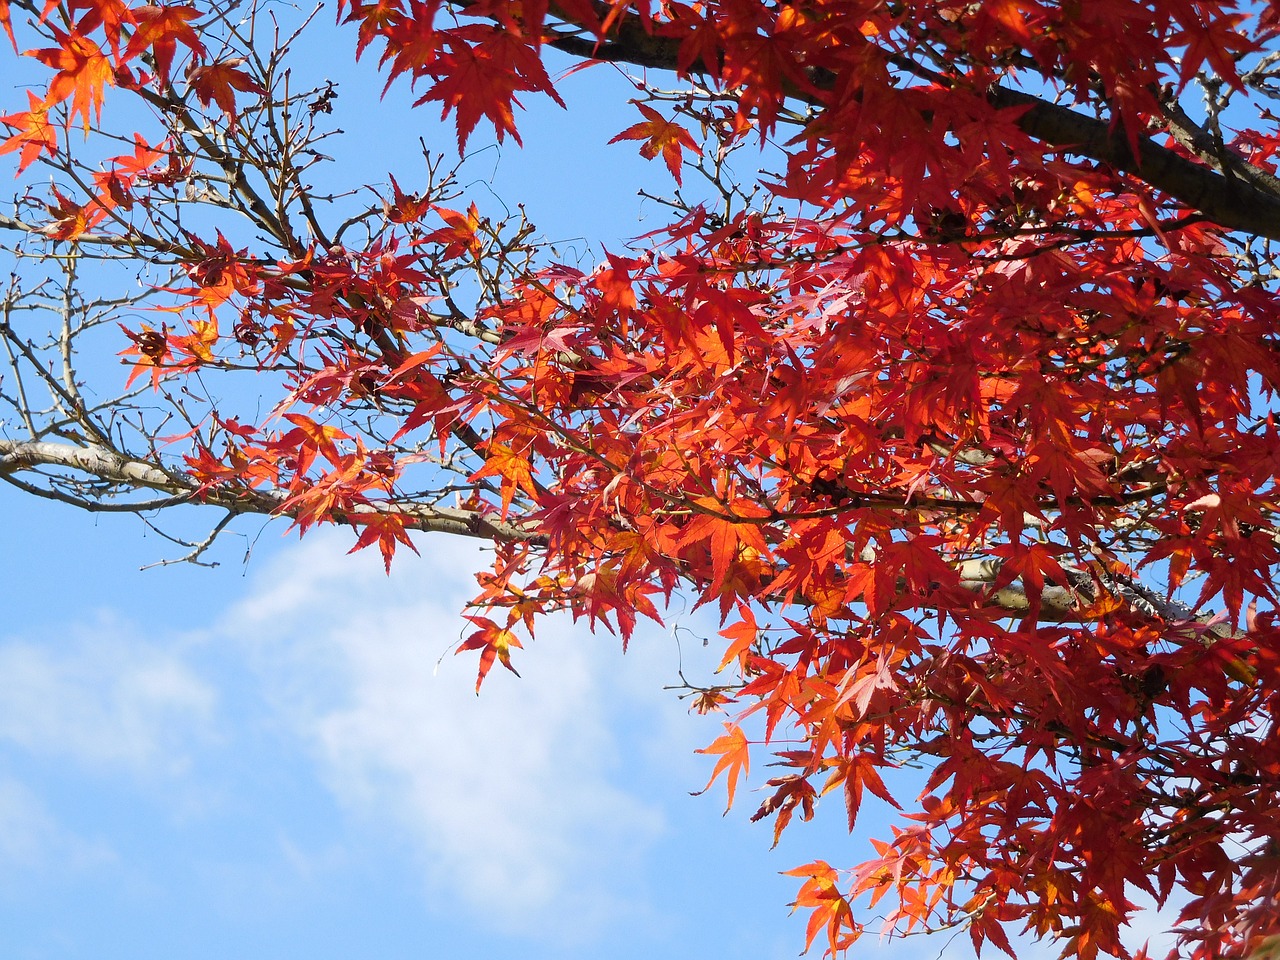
[3,0,1280,954]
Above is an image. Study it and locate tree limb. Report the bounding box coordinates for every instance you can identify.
[544,22,1280,240]
[0,438,544,543]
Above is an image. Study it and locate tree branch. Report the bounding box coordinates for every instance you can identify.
[544,22,1280,240]
[0,438,544,543]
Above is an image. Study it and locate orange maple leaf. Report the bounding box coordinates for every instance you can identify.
[470,441,537,512]
[609,102,702,185]
[124,5,205,83]
[674,500,770,597]
[73,0,134,55]
[423,203,482,258]
[457,615,523,692]
[384,176,431,224]
[0,92,58,173]
[41,186,99,241]
[717,603,758,672]
[982,0,1037,43]
[342,0,401,60]
[278,413,351,472]
[171,316,218,363]
[349,511,419,573]
[694,722,750,811]
[29,30,114,128]
[0,0,14,50]
[784,861,856,956]
[93,134,171,212]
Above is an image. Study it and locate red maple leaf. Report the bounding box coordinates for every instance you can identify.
[416,25,563,152]
[186,59,265,126]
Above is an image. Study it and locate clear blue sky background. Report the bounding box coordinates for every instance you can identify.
[0,11,1185,959]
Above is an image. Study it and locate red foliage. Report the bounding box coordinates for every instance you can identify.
[5,0,1280,956]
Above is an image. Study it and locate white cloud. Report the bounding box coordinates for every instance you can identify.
[226,531,689,941]
[0,777,113,878]
[0,618,216,775]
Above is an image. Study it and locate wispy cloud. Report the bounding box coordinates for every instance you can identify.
[0,777,113,877]
[0,618,216,774]
[226,532,691,941]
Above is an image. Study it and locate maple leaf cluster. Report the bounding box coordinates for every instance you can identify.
[0,0,263,241]
[4,0,1280,957]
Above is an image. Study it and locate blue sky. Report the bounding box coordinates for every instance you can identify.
[0,11,1191,959]
[0,497,1186,960]
[0,499,879,960]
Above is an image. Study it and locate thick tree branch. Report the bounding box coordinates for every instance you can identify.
[991,87,1280,241]
[1,442,1214,628]
[0,438,543,543]
[545,24,1280,241]
[954,555,1238,638]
